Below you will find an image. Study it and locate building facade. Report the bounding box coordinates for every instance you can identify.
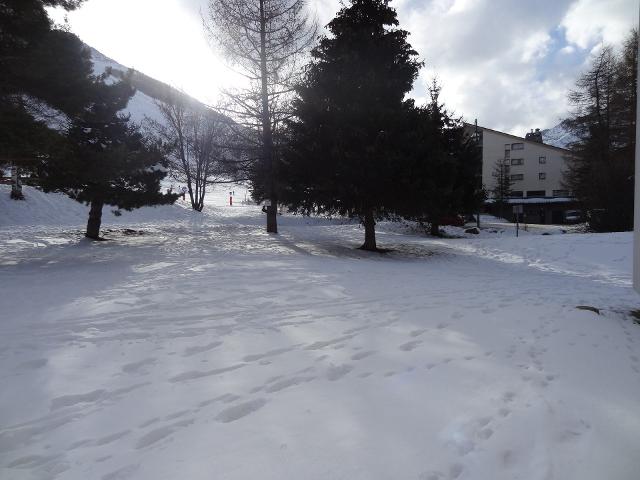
[465,124,576,224]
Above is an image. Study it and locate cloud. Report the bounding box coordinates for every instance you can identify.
[391,0,637,134]
[561,0,636,49]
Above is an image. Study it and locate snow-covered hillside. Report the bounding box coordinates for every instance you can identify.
[0,184,252,228]
[88,47,166,126]
[89,46,214,127]
[542,122,578,149]
[1,186,639,480]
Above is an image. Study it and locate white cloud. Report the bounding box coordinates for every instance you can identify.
[561,0,637,49]
[396,0,637,134]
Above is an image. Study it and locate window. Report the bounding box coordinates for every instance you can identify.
[539,172,546,180]
[511,158,524,165]
[504,150,510,159]
[511,174,523,181]
[539,156,546,164]
[511,143,524,150]
[553,189,570,197]
[510,191,523,198]
[526,190,545,197]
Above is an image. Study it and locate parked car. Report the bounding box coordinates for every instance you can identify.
[564,210,582,224]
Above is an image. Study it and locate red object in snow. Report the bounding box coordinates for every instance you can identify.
[229,195,233,206]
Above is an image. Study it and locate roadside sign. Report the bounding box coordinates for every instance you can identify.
[513,204,523,237]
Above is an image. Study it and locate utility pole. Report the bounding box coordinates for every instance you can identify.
[634,3,640,292]
[474,119,481,228]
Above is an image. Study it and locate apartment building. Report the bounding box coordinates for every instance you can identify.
[465,123,577,224]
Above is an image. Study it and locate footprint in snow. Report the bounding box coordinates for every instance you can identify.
[101,463,139,480]
[216,398,267,423]
[477,416,491,428]
[351,350,375,361]
[326,364,353,381]
[242,346,293,362]
[399,340,422,352]
[51,389,106,410]
[135,419,194,449]
[182,341,223,357]
[410,329,429,338]
[138,417,160,428]
[121,358,155,374]
[502,391,516,403]
[265,375,315,393]
[498,407,511,417]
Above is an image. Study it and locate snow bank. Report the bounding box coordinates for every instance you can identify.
[0,185,194,228]
[0,184,258,229]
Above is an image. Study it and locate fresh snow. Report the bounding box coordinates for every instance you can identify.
[1,186,639,480]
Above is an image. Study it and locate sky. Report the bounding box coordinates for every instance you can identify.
[49,0,638,135]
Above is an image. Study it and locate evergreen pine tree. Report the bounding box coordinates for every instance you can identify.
[564,30,637,231]
[1,1,93,185]
[39,75,177,239]
[399,82,482,235]
[280,0,421,251]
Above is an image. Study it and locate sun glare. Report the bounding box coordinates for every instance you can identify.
[49,0,243,105]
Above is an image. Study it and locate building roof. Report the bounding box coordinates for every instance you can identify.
[464,123,571,154]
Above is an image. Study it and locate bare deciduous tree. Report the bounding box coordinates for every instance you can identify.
[205,0,316,233]
[149,94,230,212]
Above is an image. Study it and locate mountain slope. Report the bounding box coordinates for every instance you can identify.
[542,121,578,149]
[88,46,210,126]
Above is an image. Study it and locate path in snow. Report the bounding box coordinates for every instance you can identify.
[0,197,639,480]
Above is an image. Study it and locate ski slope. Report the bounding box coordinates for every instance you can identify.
[0,187,639,480]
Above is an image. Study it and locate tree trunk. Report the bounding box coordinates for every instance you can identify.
[430,221,440,237]
[259,0,277,234]
[266,203,278,233]
[10,164,24,200]
[361,209,377,251]
[86,199,104,240]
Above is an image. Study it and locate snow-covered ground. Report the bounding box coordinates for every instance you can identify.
[1,186,639,480]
